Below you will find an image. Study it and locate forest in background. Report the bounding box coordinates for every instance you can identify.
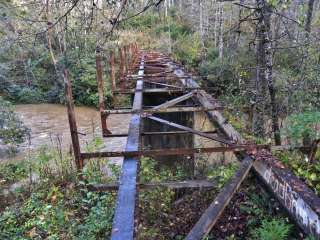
[0,0,320,239]
[1,0,319,143]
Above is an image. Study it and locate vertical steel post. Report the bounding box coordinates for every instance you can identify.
[64,69,83,170]
[109,51,116,105]
[96,48,111,136]
[119,47,126,90]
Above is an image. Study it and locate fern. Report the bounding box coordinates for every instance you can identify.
[251,218,292,240]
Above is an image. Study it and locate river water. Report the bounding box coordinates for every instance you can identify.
[2,104,130,163]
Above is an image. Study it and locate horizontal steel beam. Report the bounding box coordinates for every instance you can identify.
[144,80,182,89]
[126,70,173,78]
[152,91,195,110]
[80,144,269,159]
[113,88,189,94]
[103,106,222,115]
[88,180,216,191]
[147,115,233,145]
[103,130,218,138]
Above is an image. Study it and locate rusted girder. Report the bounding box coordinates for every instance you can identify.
[103,130,218,137]
[103,106,223,115]
[88,180,216,191]
[126,70,173,78]
[152,91,196,110]
[109,51,116,104]
[64,70,83,171]
[80,144,267,159]
[96,50,111,136]
[144,80,182,89]
[186,156,253,240]
[111,55,144,240]
[113,88,190,94]
[175,64,320,239]
[147,115,233,145]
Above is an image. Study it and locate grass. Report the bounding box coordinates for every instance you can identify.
[0,137,118,239]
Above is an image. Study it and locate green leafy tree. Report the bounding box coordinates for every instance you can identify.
[0,97,30,145]
[285,111,320,145]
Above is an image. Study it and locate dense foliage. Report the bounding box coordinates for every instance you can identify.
[0,97,29,145]
[276,150,320,195]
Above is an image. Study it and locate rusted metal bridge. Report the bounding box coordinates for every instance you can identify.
[65,44,320,239]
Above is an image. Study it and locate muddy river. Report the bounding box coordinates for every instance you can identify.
[2,104,130,163]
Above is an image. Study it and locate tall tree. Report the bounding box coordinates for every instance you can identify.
[218,2,224,60]
[305,0,316,37]
[254,0,281,144]
[252,0,267,138]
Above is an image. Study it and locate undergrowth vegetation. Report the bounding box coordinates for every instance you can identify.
[275,150,320,195]
[0,137,116,239]
[0,97,30,145]
[0,137,314,239]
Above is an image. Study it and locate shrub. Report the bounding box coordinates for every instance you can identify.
[285,111,320,145]
[0,97,30,144]
[251,218,292,240]
[155,21,192,40]
[69,56,112,107]
[5,85,45,104]
[123,13,160,29]
[173,33,202,68]
[0,185,115,239]
[0,162,28,186]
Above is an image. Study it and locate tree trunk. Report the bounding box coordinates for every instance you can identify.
[305,0,315,37]
[45,0,58,73]
[263,3,281,145]
[218,2,224,60]
[199,0,204,47]
[254,0,281,144]
[214,1,218,48]
[253,0,268,138]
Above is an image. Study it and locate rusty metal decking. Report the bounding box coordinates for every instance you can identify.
[64,45,320,239]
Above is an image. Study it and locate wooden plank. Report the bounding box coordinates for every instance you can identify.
[147,116,233,145]
[64,69,83,170]
[185,156,253,240]
[88,180,216,191]
[111,55,144,240]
